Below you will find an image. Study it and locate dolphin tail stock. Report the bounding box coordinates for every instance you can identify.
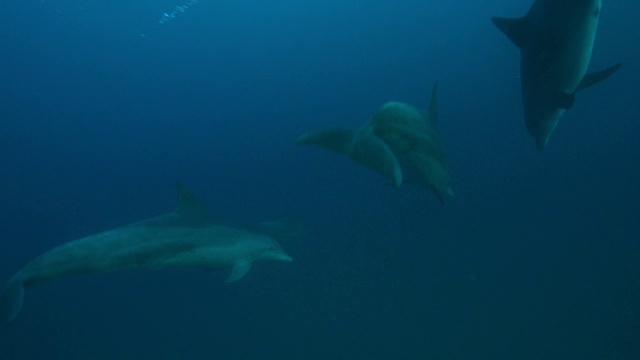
[0,275,25,323]
[577,63,623,91]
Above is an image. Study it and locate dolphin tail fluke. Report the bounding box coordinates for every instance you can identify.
[0,276,24,323]
[297,128,403,187]
[577,63,623,91]
[296,128,356,155]
[296,129,402,187]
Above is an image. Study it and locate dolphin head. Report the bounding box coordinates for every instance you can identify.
[218,234,292,282]
[522,96,564,151]
[428,161,455,203]
[407,153,454,203]
[247,235,293,263]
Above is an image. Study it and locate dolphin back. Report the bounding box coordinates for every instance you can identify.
[0,275,24,323]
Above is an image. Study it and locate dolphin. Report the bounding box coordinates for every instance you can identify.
[492,0,622,150]
[297,83,453,201]
[0,183,292,323]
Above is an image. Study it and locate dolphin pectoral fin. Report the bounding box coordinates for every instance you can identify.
[296,128,356,155]
[0,277,24,323]
[349,134,403,187]
[554,92,576,109]
[577,63,623,91]
[491,16,528,48]
[226,260,252,283]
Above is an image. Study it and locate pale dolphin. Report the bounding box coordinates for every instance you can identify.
[0,184,292,323]
[297,83,453,201]
[492,0,622,150]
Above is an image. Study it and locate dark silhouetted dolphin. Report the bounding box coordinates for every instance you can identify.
[493,0,621,149]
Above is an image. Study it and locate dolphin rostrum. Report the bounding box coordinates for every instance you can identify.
[492,0,622,150]
[297,83,453,202]
[0,183,293,323]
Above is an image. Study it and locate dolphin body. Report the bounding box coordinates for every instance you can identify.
[297,83,453,202]
[0,184,292,323]
[492,0,622,150]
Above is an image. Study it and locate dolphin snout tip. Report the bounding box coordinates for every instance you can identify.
[277,253,293,262]
[446,186,455,197]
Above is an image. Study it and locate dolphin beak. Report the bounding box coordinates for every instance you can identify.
[277,253,293,262]
[446,186,455,197]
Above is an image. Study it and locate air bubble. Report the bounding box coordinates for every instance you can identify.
[159,0,199,24]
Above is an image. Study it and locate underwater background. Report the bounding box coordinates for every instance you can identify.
[0,0,638,359]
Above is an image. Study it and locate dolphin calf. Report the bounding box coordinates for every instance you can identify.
[492,0,622,150]
[297,83,453,201]
[0,183,292,323]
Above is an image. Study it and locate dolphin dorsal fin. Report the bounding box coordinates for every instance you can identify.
[175,183,209,218]
[428,82,439,125]
[492,16,528,49]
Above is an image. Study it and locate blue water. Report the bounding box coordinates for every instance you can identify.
[1,1,638,358]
